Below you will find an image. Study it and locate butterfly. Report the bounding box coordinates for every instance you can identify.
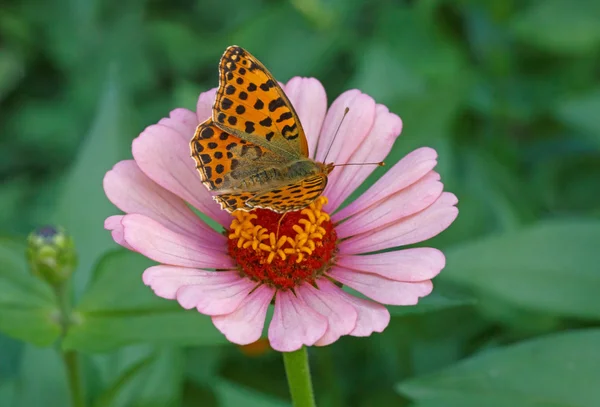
[190,46,334,213]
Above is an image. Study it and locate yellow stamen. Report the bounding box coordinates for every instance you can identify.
[227,196,331,264]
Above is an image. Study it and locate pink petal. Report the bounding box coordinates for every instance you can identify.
[103,160,219,240]
[176,276,256,316]
[340,192,458,254]
[329,266,433,306]
[333,147,438,222]
[296,280,357,346]
[196,87,217,122]
[336,290,390,337]
[336,248,446,282]
[104,215,134,251]
[284,77,327,158]
[326,104,402,212]
[335,171,443,238]
[268,290,328,352]
[121,214,234,268]
[335,171,444,239]
[158,108,198,142]
[132,124,231,226]
[144,266,237,299]
[143,267,255,316]
[212,284,275,345]
[318,91,376,207]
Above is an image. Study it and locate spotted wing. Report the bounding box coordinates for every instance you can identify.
[213,45,309,160]
[213,192,254,212]
[246,174,328,213]
[191,119,281,191]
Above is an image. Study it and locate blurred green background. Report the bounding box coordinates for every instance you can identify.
[2,0,600,406]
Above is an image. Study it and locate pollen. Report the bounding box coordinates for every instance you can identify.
[227,197,338,290]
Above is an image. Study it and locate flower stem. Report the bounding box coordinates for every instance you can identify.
[283,347,317,407]
[54,282,85,407]
[62,350,85,407]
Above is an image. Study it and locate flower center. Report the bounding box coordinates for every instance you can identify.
[226,197,337,290]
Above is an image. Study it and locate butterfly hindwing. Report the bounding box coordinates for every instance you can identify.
[213,46,309,159]
[246,174,328,213]
[213,192,254,212]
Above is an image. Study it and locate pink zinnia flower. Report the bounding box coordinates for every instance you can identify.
[103,78,458,352]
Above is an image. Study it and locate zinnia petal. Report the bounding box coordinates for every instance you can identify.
[268,290,328,352]
[284,77,327,157]
[339,192,458,254]
[212,284,275,345]
[121,214,234,268]
[335,171,443,238]
[158,108,198,142]
[320,93,376,208]
[333,147,438,222]
[143,267,255,315]
[104,215,134,251]
[104,160,217,239]
[335,248,445,282]
[296,279,357,346]
[196,87,217,122]
[132,124,231,226]
[329,266,433,306]
[326,104,402,212]
[336,291,390,337]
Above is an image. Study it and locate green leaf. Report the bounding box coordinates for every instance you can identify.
[388,291,476,317]
[214,380,291,407]
[231,5,340,80]
[0,237,60,346]
[0,49,23,102]
[0,380,17,407]
[51,68,133,295]
[0,334,23,381]
[398,329,600,407]
[511,0,600,54]
[555,89,600,147]
[13,345,69,407]
[442,220,600,319]
[94,348,183,407]
[63,250,227,352]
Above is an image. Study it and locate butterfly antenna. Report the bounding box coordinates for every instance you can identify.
[322,107,350,163]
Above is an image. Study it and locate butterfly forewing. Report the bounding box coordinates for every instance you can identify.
[190,45,331,213]
[191,119,281,191]
[213,46,309,159]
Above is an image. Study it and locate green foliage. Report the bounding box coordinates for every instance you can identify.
[1,0,599,406]
[399,329,600,407]
[63,250,227,352]
[0,238,61,345]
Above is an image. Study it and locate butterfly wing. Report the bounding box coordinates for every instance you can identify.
[191,119,282,191]
[210,174,327,213]
[246,174,328,213]
[213,192,254,212]
[213,46,309,160]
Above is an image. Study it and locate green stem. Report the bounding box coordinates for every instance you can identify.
[283,347,317,407]
[62,350,85,407]
[54,283,85,407]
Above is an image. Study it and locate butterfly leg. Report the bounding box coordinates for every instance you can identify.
[275,212,287,242]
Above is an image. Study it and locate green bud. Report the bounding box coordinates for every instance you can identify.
[27,226,77,285]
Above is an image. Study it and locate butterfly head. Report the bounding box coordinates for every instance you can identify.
[319,162,335,175]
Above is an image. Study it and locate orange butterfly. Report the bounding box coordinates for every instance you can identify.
[190,46,334,213]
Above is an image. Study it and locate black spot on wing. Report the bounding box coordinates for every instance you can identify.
[268,97,285,112]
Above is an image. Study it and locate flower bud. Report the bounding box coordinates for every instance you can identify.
[27,226,77,285]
